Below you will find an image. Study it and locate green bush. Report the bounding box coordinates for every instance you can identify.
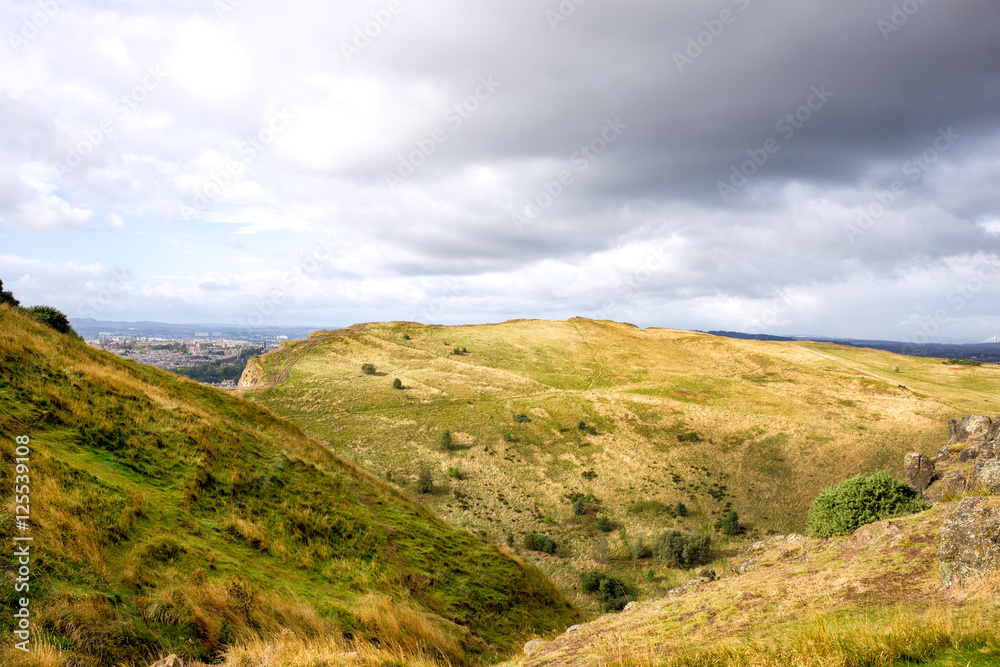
[595,516,613,533]
[716,510,741,536]
[807,470,928,537]
[0,279,19,307]
[579,572,632,611]
[653,530,712,569]
[512,413,531,423]
[675,502,689,517]
[523,533,556,554]
[439,429,455,451]
[631,536,653,560]
[392,378,403,389]
[361,363,377,375]
[446,466,462,479]
[23,305,79,337]
[416,465,434,494]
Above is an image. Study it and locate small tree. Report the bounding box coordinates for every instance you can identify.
[595,515,613,533]
[717,510,741,536]
[0,279,19,307]
[439,429,455,451]
[416,465,433,494]
[361,363,377,375]
[392,378,403,389]
[675,502,688,517]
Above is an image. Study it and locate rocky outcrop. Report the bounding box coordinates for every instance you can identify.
[729,534,809,574]
[237,357,266,388]
[904,415,1000,501]
[938,496,1000,586]
[151,656,184,667]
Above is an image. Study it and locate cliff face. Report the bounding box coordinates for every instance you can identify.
[237,357,266,388]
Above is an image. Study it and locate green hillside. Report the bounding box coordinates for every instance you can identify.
[238,318,1000,610]
[0,305,578,666]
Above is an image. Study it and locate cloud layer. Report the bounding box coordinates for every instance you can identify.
[2,0,999,342]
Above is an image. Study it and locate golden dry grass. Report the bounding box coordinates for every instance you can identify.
[238,318,1000,611]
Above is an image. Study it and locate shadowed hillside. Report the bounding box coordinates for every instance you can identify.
[0,305,578,666]
[238,318,1000,610]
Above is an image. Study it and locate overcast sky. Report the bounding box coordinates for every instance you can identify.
[2,0,999,341]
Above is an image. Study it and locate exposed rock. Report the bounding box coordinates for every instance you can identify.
[904,452,939,495]
[975,459,1000,494]
[151,656,184,667]
[524,639,549,657]
[939,496,1000,586]
[948,414,994,446]
[915,415,999,501]
[666,576,711,597]
[730,534,807,574]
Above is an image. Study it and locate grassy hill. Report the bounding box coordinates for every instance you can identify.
[0,305,578,667]
[237,318,1000,611]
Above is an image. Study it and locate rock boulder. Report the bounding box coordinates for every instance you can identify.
[938,496,1000,586]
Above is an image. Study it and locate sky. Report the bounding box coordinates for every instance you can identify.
[2,0,999,342]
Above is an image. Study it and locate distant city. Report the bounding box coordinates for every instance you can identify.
[70,318,327,386]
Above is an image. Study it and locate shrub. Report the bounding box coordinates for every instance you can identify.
[595,516,613,533]
[392,378,403,389]
[416,465,433,494]
[807,470,928,537]
[23,305,79,337]
[0,279,19,307]
[677,431,701,443]
[361,363,377,375]
[512,413,531,423]
[698,567,717,581]
[631,536,653,560]
[446,466,462,480]
[502,432,517,442]
[946,358,981,366]
[523,533,556,554]
[439,429,455,451]
[577,420,598,435]
[717,510,741,536]
[627,500,674,517]
[675,502,688,517]
[653,530,712,569]
[582,469,598,481]
[580,572,632,611]
[402,334,410,340]
[571,493,600,517]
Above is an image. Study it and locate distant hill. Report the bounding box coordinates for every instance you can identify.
[237,318,1000,612]
[706,330,1000,364]
[0,305,577,666]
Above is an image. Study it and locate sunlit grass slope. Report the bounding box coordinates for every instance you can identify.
[504,504,1000,667]
[0,305,578,666]
[238,318,1000,610]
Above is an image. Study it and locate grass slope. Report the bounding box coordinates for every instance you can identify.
[237,318,1000,611]
[503,504,1000,666]
[0,305,578,666]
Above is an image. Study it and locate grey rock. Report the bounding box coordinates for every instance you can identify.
[151,656,184,667]
[939,496,1000,586]
[904,452,938,494]
[948,415,993,445]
